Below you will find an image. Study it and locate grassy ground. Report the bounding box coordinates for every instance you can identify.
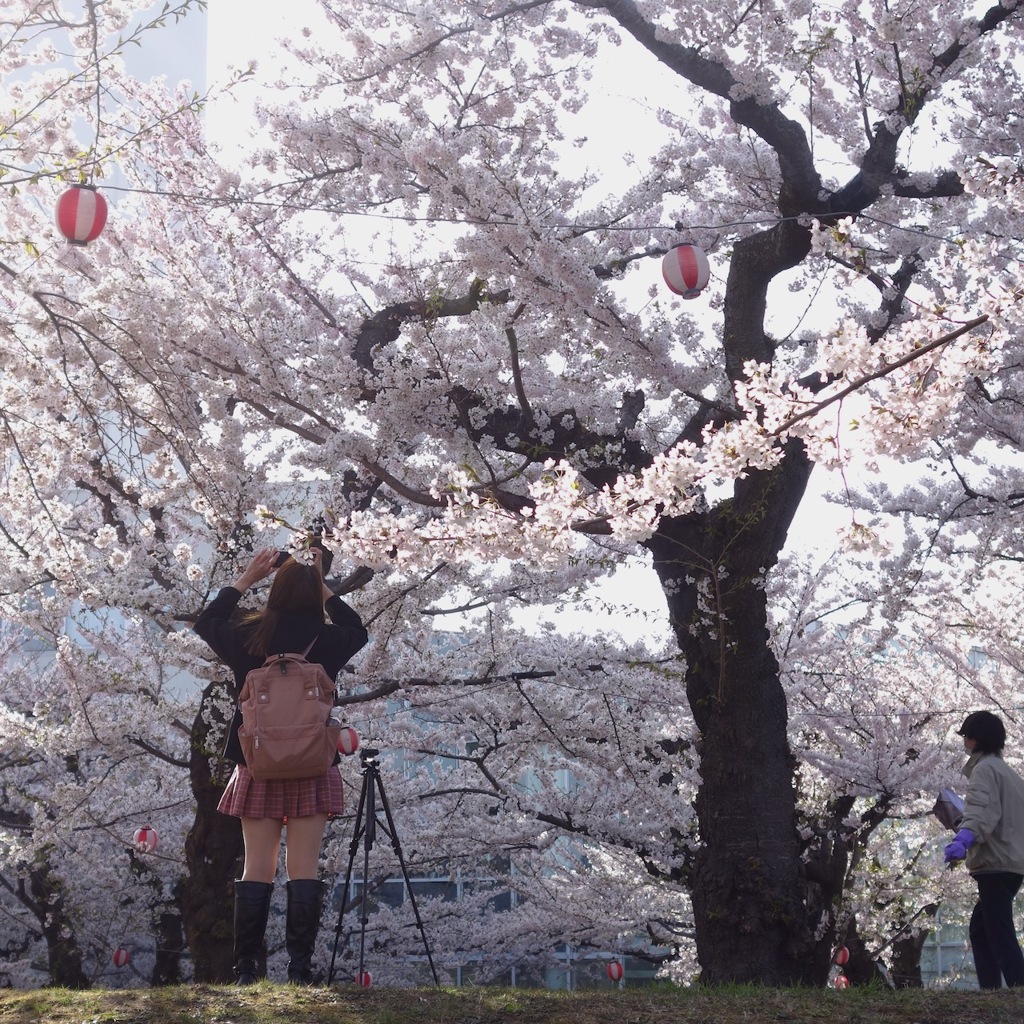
[1,983,1023,1024]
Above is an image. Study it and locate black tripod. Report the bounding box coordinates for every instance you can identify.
[327,748,440,986]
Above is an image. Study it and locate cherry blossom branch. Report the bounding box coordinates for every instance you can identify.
[250,225,340,330]
[358,457,444,507]
[340,2,554,84]
[417,745,507,796]
[505,304,535,427]
[832,1,1024,215]
[516,680,575,755]
[418,784,504,801]
[84,0,102,174]
[240,397,328,444]
[578,0,818,194]
[127,736,190,769]
[351,282,510,373]
[335,679,403,706]
[774,315,990,437]
[0,408,81,570]
[1,2,212,186]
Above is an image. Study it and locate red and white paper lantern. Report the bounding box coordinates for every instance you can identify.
[662,243,710,299]
[607,960,624,982]
[55,185,108,246]
[112,947,130,968]
[356,970,372,988]
[832,974,850,989]
[832,945,850,966]
[337,726,360,755]
[133,823,158,853]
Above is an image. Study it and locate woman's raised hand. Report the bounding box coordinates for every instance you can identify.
[232,548,281,592]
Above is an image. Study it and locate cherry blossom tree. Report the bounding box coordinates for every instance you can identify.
[211,0,1022,985]
[0,0,232,987]
[3,0,1024,988]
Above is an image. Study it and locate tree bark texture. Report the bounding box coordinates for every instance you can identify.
[180,682,244,983]
[647,442,814,984]
[128,848,185,986]
[150,904,185,986]
[28,858,90,989]
[888,909,938,989]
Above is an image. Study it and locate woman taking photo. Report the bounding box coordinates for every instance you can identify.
[195,546,368,984]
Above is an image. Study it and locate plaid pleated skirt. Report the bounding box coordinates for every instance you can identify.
[217,763,345,819]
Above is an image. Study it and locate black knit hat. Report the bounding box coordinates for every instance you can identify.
[958,711,1006,754]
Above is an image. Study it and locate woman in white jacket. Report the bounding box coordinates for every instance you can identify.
[945,711,1024,989]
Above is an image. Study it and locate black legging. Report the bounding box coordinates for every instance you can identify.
[969,872,1024,989]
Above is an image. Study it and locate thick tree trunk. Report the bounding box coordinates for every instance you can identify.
[888,908,938,989]
[839,917,893,987]
[150,905,185,986]
[128,849,185,985]
[28,860,90,989]
[180,682,244,983]
[647,442,815,984]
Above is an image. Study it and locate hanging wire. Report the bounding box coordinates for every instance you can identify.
[94,183,968,246]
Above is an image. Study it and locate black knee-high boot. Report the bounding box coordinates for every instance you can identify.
[233,880,273,985]
[286,879,325,984]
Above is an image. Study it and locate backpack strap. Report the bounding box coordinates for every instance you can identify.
[263,633,320,669]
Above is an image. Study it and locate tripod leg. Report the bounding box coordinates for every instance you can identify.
[356,767,376,982]
[374,772,441,986]
[327,765,370,986]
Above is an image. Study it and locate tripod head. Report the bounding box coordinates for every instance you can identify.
[359,747,381,767]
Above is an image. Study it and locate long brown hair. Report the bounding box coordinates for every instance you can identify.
[243,557,324,656]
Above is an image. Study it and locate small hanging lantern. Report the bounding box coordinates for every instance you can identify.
[133,824,158,853]
[112,947,130,968]
[832,945,850,966]
[662,243,710,299]
[337,726,360,756]
[607,960,624,981]
[357,970,372,987]
[832,974,850,989]
[55,184,108,245]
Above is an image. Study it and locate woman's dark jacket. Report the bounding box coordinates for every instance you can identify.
[194,585,369,765]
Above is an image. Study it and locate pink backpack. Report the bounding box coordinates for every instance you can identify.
[237,639,341,781]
